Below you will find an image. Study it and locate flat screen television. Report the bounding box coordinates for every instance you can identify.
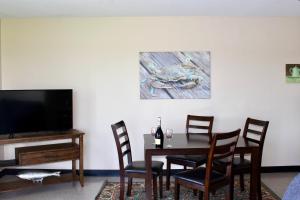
[0,89,73,136]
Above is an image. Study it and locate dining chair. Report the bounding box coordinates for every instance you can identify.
[174,129,241,200]
[166,115,214,190]
[111,121,164,200]
[234,118,269,198]
[214,117,269,200]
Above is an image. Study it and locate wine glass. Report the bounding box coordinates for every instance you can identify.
[151,127,156,144]
[166,128,173,148]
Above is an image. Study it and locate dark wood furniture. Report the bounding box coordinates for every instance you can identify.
[144,133,261,200]
[111,121,163,200]
[0,130,84,192]
[232,118,269,199]
[214,118,269,200]
[166,115,214,190]
[174,129,240,200]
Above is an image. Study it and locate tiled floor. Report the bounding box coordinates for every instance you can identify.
[0,172,297,199]
[261,172,297,198]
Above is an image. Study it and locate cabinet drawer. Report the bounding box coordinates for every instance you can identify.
[15,143,80,166]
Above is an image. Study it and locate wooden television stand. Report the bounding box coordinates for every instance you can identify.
[0,129,84,193]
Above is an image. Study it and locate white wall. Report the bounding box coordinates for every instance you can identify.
[0,17,300,169]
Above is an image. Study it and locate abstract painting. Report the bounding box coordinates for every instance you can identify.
[140,51,211,99]
[286,64,300,83]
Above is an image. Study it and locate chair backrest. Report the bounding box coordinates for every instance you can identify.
[242,117,269,160]
[206,129,240,184]
[111,121,133,174]
[186,115,214,142]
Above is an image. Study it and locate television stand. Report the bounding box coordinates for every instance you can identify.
[0,130,84,193]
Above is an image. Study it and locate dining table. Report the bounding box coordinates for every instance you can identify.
[144,133,260,200]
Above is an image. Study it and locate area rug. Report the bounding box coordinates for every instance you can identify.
[95,178,280,200]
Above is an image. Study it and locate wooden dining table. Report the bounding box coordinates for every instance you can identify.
[144,133,260,200]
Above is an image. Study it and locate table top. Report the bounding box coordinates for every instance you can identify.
[144,133,259,152]
[0,129,84,145]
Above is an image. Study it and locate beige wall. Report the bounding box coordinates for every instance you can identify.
[0,19,3,161]
[1,17,300,169]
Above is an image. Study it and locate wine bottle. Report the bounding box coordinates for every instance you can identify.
[155,117,164,148]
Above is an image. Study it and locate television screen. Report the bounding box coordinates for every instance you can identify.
[0,90,73,135]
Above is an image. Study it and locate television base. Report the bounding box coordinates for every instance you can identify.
[8,133,14,139]
[0,129,84,193]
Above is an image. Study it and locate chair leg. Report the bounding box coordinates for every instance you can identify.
[193,165,198,196]
[119,176,125,200]
[166,160,171,190]
[229,175,234,200]
[225,185,231,200]
[198,191,203,200]
[159,172,163,198]
[174,179,180,200]
[193,165,200,196]
[239,173,245,191]
[193,189,198,196]
[127,177,132,196]
[257,175,262,200]
[184,165,187,170]
[153,176,158,200]
[204,189,210,200]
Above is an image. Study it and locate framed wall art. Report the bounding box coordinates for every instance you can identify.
[286,64,300,83]
[139,51,211,99]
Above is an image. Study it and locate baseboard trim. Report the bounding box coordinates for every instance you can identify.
[0,166,299,178]
[261,166,300,173]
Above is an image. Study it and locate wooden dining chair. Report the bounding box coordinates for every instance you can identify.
[174,129,241,200]
[111,121,164,200]
[214,117,269,200]
[166,115,214,190]
[234,118,269,198]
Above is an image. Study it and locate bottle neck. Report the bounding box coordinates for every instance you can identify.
[156,117,161,128]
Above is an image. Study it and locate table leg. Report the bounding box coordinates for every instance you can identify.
[145,150,153,200]
[72,138,77,181]
[79,135,84,187]
[250,148,259,200]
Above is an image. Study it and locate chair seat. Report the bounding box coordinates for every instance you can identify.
[125,161,163,174]
[166,155,207,165]
[214,157,251,173]
[174,167,225,186]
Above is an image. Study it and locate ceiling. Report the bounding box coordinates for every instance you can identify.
[0,0,299,18]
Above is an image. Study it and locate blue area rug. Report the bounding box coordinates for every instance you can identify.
[282,173,300,200]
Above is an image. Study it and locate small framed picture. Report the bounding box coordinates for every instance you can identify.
[286,64,300,83]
